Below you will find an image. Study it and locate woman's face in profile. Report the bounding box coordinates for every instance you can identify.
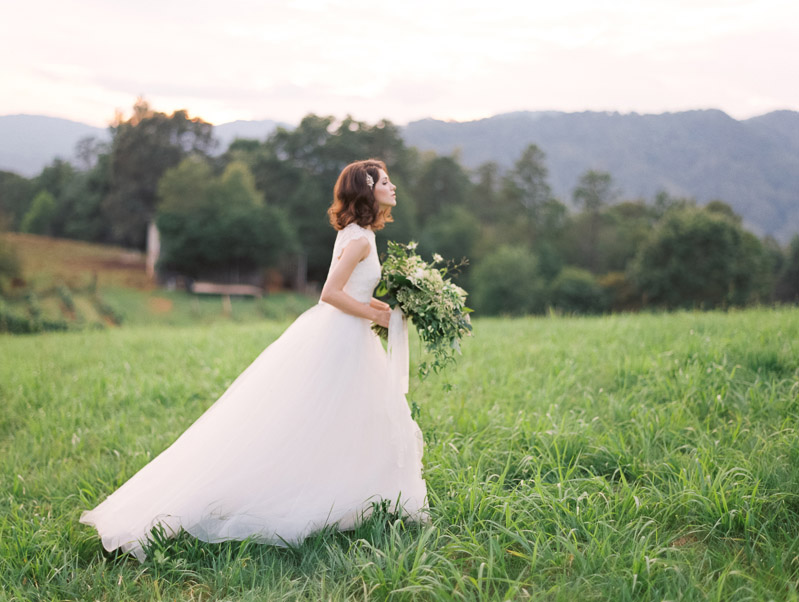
[373,169,397,208]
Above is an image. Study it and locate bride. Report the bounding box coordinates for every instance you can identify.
[80,159,428,561]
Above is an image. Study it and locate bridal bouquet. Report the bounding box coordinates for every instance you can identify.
[373,241,472,377]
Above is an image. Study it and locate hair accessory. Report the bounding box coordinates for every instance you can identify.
[365,173,374,189]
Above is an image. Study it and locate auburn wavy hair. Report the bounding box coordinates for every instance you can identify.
[327,159,393,231]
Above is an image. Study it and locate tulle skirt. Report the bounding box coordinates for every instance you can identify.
[80,302,428,561]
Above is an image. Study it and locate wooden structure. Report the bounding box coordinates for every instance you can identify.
[191,281,264,315]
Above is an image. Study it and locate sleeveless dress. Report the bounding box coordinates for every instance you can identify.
[80,223,428,561]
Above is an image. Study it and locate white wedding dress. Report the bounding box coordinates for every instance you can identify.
[80,223,428,561]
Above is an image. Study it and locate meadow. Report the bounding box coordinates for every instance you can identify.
[2,308,799,601]
[0,233,316,332]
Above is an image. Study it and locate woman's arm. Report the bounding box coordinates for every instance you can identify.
[320,238,391,328]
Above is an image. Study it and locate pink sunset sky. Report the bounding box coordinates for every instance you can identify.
[1,0,797,126]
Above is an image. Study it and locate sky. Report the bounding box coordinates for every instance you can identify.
[1,0,798,128]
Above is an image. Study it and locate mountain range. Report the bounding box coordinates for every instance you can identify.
[1,110,798,241]
[403,110,799,242]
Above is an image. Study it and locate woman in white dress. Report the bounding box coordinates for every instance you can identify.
[80,159,428,561]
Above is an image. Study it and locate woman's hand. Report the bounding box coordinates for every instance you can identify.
[372,307,391,328]
[370,298,390,311]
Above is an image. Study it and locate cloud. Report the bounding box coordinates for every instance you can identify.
[1,0,798,126]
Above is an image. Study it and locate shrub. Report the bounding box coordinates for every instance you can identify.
[25,291,42,321]
[549,267,607,314]
[20,190,58,235]
[597,271,640,312]
[56,285,76,314]
[775,235,799,303]
[419,205,481,285]
[0,307,38,333]
[92,294,124,325]
[0,306,70,334]
[471,246,545,315]
[629,208,770,309]
[0,233,21,293]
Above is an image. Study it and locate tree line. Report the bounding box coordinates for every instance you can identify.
[1,99,798,314]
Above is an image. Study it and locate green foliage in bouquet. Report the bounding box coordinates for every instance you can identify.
[374,241,472,378]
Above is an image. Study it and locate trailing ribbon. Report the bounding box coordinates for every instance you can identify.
[386,306,410,468]
[387,306,409,394]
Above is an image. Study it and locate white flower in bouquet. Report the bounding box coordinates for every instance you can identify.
[373,241,473,378]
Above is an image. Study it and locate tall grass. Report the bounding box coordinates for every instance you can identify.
[2,308,799,600]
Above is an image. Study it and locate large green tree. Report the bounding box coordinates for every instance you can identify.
[571,170,617,273]
[28,159,78,237]
[59,153,113,242]
[0,216,21,292]
[775,235,799,303]
[412,155,471,227]
[501,144,553,220]
[0,171,34,229]
[103,98,216,249]
[492,146,567,271]
[599,202,658,270]
[468,161,501,222]
[156,159,296,280]
[471,245,546,315]
[549,267,607,314]
[419,205,481,286]
[20,190,57,235]
[230,114,412,282]
[629,207,770,308]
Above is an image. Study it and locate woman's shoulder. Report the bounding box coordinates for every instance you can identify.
[339,222,374,236]
[333,222,373,260]
[334,222,374,251]
[342,221,370,231]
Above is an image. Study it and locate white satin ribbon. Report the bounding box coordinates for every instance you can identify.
[386,306,410,468]
[387,306,409,394]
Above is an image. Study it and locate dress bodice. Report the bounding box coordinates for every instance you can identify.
[325,223,380,304]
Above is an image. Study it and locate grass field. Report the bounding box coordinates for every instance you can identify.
[99,287,315,327]
[2,308,799,601]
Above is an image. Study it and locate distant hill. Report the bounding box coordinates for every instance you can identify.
[402,110,799,242]
[213,119,285,150]
[0,115,285,176]
[0,115,106,176]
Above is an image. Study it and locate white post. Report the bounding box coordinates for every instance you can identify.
[146,220,161,281]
